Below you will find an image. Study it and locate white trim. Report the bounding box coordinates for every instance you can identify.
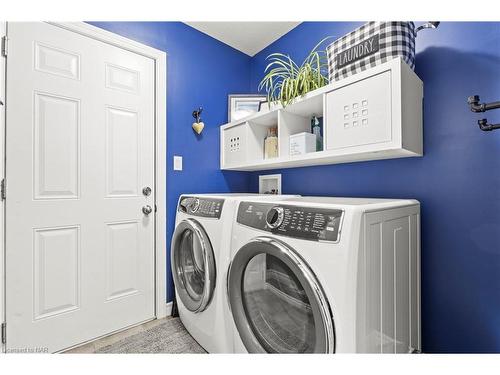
[1,22,168,352]
[165,301,173,317]
[0,21,6,354]
[154,45,168,319]
[47,22,165,60]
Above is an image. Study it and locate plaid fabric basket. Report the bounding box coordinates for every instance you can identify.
[327,22,416,81]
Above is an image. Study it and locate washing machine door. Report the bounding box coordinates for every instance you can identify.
[171,218,216,313]
[228,237,335,353]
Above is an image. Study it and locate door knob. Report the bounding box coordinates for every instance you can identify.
[142,205,153,215]
[142,186,152,196]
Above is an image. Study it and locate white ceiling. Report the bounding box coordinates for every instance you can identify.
[184,22,301,56]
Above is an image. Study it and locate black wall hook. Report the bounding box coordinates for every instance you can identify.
[468,95,500,113]
[478,119,500,132]
[192,107,203,123]
[468,95,500,131]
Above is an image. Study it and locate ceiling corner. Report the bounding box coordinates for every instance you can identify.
[184,22,301,56]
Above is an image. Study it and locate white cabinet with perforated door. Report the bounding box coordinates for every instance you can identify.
[324,60,422,156]
[326,71,392,150]
[220,58,423,171]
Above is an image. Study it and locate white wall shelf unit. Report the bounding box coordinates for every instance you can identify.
[220,58,423,171]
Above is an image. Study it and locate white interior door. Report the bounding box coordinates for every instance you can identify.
[5,22,156,353]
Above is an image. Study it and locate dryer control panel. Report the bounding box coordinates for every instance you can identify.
[237,202,343,243]
[178,196,224,219]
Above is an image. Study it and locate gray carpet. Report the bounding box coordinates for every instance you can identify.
[95,318,207,354]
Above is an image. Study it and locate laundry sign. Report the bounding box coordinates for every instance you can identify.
[327,22,417,81]
[335,34,380,69]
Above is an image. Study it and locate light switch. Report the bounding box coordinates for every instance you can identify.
[173,156,183,171]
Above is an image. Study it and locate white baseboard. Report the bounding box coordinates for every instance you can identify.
[166,301,173,316]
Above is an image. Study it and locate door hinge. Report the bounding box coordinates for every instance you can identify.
[1,36,8,57]
[1,323,6,345]
[1,179,5,200]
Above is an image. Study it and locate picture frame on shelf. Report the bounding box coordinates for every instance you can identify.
[258,99,269,113]
[228,94,267,122]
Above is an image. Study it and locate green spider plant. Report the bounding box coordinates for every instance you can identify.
[258,37,332,108]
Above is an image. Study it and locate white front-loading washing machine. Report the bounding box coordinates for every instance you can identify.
[171,193,298,353]
[227,196,421,353]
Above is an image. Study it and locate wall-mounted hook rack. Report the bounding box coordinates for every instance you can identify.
[468,95,500,113]
[478,119,500,132]
[468,95,500,131]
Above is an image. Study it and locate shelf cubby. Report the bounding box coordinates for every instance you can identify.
[279,110,322,158]
[247,111,279,163]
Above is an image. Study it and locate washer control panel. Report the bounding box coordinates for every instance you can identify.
[178,196,224,219]
[237,202,343,242]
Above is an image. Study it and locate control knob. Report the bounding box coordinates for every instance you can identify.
[266,206,284,229]
[189,198,200,213]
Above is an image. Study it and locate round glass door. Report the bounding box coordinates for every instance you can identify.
[171,219,216,313]
[228,237,335,353]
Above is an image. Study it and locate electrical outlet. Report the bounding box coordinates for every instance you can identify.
[173,156,183,171]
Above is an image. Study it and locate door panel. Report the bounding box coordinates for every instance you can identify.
[105,106,140,197]
[105,63,140,94]
[34,92,80,199]
[33,226,80,320]
[5,22,155,352]
[34,42,81,80]
[105,221,140,301]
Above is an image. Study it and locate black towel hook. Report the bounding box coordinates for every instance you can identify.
[468,95,500,131]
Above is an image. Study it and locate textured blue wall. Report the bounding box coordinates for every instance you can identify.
[249,22,500,353]
[88,22,252,302]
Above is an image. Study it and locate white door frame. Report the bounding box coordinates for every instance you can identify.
[0,21,6,354]
[0,22,168,352]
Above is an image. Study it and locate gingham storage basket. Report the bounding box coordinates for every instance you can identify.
[327,22,416,81]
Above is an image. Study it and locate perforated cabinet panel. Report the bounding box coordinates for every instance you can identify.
[223,122,247,166]
[326,71,392,150]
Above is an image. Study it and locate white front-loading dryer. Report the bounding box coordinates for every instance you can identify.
[171,193,298,353]
[227,197,421,353]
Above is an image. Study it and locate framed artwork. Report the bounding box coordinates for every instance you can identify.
[258,99,269,112]
[228,94,267,122]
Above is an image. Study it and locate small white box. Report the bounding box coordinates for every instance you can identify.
[289,132,316,156]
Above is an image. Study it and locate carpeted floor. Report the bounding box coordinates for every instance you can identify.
[66,317,207,354]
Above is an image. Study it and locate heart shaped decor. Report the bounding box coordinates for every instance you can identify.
[192,121,205,134]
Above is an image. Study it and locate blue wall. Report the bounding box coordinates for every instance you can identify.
[89,22,252,302]
[249,22,500,353]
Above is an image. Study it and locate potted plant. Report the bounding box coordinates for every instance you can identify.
[258,37,331,108]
